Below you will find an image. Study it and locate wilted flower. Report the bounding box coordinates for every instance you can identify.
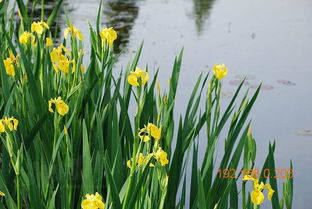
[99,27,117,47]
[49,97,69,116]
[212,64,228,80]
[81,192,105,209]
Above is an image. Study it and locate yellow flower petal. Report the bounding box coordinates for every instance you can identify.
[49,97,69,116]
[46,37,53,47]
[99,27,117,47]
[127,160,131,168]
[263,184,275,200]
[251,190,265,205]
[81,192,105,209]
[212,64,228,80]
[147,123,161,140]
[0,121,5,133]
[127,73,139,86]
[19,31,32,44]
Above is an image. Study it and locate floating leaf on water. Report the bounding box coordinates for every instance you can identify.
[221,91,234,99]
[235,74,256,80]
[229,80,250,86]
[296,130,312,136]
[250,84,274,91]
[277,79,296,86]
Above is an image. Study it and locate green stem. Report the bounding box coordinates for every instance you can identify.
[253,203,258,209]
[41,0,45,20]
[242,183,246,209]
[17,174,21,209]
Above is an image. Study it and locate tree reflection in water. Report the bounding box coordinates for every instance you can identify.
[103,0,140,53]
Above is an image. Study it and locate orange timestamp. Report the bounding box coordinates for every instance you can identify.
[217,168,294,179]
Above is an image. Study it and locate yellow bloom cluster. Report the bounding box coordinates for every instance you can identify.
[64,23,83,41]
[0,191,5,196]
[127,67,149,87]
[31,21,49,35]
[48,97,69,116]
[81,192,105,209]
[243,175,275,205]
[127,147,169,168]
[0,117,19,133]
[18,21,49,47]
[127,153,154,168]
[3,50,19,77]
[138,123,162,142]
[212,64,228,80]
[154,147,169,166]
[99,27,117,47]
[50,44,74,74]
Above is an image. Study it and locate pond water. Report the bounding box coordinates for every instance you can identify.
[31,0,312,207]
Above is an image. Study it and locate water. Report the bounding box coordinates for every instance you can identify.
[29,0,312,207]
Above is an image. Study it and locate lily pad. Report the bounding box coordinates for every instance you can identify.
[235,74,256,80]
[229,80,250,86]
[296,130,312,136]
[277,79,296,86]
[250,84,274,91]
[221,91,234,99]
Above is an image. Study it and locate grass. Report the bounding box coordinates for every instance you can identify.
[0,0,293,209]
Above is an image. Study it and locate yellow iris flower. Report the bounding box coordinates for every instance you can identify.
[243,175,275,205]
[212,64,228,80]
[0,117,19,133]
[50,44,74,74]
[46,37,53,47]
[31,21,49,35]
[48,97,69,116]
[0,191,5,196]
[81,192,105,209]
[154,147,169,166]
[19,31,35,45]
[99,27,117,47]
[127,67,149,87]
[3,50,19,77]
[138,123,162,142]
[127,153,154,168]
[147,123,162,140]
[64,23,83,41]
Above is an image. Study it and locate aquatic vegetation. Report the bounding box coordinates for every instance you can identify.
[250,84,274,90]
[0,1,293,209]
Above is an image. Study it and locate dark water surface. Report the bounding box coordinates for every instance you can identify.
[28,0,312,207]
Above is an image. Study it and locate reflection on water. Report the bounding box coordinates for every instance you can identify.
[103,0,140,53]
[191,0,215,34]
[27,0,140,53]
